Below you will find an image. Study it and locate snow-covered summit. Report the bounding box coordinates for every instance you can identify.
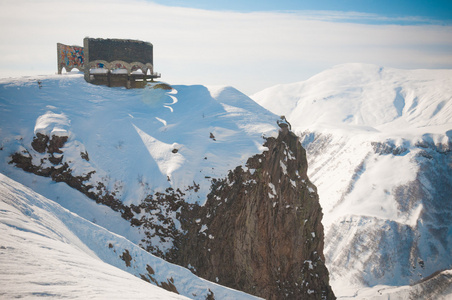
[0,75,278,207]
[252,63,452,137]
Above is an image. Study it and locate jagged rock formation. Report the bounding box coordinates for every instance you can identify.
[10,127,335,299]
[177,127,335,300]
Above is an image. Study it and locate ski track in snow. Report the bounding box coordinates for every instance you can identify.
[164,90,178,112]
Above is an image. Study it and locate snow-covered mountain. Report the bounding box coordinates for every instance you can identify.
[252,63,452,298]
[2,63,450,299]
[0,75,277,253]
[0,74,334,299]
[0,76,277,206]
[0,76,280,299]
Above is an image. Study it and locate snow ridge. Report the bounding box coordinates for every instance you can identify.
[252,63,452,135]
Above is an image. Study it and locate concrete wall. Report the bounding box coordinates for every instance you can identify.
[85,38,153,64]
[57,43,84,74]
[84,38,155,82]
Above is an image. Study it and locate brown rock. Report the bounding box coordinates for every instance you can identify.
[177,129,335,299]
[31,133,49,153]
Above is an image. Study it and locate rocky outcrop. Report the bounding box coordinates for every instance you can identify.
[177,127,335,300]
[10,132,200,260]
[11,127,335,299]
[10,133,134,220]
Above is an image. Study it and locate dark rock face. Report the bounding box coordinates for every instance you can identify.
[177,128,335,300]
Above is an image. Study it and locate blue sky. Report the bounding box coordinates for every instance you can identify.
[150,0,452,24]
[0,0,451,94]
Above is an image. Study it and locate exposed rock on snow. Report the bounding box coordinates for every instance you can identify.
[7,106,335,299]
[176,127,335,299]
[0,172,261,300]
[10,132,134,221]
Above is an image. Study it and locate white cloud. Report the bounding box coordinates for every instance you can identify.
[0,0,451,94]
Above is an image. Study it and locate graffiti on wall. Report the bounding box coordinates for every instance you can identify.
[57,43,84,74]
[57,38,161,87]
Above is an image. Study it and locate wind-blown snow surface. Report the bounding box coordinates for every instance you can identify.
[0,172,261,299]
[252,63,452,298]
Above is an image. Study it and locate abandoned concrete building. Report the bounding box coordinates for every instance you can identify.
[57,37,161,88]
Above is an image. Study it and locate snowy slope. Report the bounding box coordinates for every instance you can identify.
[0,172,261,300]
[0,175,187,300]
[0,74,278,247]
[0,75,277,206]
[251,63,452,298]
[0,75,280,299]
